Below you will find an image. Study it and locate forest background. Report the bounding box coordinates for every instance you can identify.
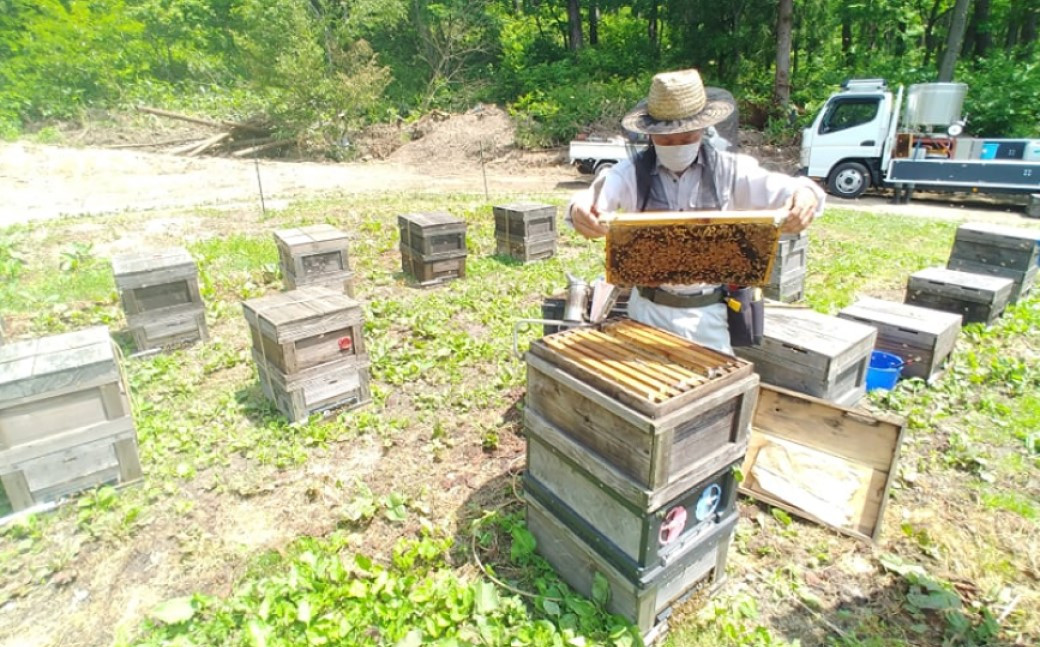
[1,0,1039,155]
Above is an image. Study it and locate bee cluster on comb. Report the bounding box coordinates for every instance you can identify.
[605,221,780,286]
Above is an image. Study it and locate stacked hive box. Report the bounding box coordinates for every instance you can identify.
[397,212,468,286]
[112,247,207,352]
[0,327,141,511]
[763,232,808,302]
[734,307,877,407]
[524,319,759,640]
[946,222,1040,303]
[242,286,370,423]
[905,267,1013,325]
[838,297,962,383]
[493,203,558,263]
[274,224,356,297]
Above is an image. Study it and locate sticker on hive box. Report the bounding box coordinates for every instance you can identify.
[602,210,783,287]
[739,385,905,543]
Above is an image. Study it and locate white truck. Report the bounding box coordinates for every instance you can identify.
[568,127,737,177]
[800,79,1040,201]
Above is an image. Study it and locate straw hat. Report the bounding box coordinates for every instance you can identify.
[622,69,735,135]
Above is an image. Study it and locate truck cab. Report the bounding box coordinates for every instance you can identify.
[800,79,896,198]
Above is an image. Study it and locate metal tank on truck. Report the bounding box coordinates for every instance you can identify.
[799,79,1040,205]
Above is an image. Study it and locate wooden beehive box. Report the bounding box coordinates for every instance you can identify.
[603,211,782,287]
[0,326,141,511]
[495,235,556,263]
[493,203,558,240]
[905,267,1013,325]
[948,222,1040,272]
[397,211,467,257]
[242,286,370,422]
[762,271,806,303]
[274,224,356,297]
[768,232,809,283]
[839,297,962,382]
[526,490,734,640]
[111,247,207,351]
[734,307,877,407]
[947,259,1036,303]
[400,247,467,286]
[524,415,739,576]
[740,385,905,543]
[525,319,758,492]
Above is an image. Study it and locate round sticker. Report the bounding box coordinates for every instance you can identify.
[695,484,722,521]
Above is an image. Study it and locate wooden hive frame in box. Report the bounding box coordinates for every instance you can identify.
[525,318,758,495]
[603,211,783,287]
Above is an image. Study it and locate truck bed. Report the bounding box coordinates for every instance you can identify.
[887,159,1040,193]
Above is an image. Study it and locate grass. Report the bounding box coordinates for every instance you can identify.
[1,197,1038,647]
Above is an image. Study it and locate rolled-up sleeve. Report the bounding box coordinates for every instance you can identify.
[565,160,639,228]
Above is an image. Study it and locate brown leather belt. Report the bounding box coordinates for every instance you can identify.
[637,287,725,309]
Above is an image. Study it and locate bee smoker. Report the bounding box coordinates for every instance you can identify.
[562,273,589,322]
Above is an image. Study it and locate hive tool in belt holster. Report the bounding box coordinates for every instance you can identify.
[511,273,621,358]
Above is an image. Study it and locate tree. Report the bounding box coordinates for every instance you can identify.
[567,0,582,50]
[773,0,793,109]
[938,0,972,81]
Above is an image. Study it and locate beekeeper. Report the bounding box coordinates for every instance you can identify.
[568,68,825,354]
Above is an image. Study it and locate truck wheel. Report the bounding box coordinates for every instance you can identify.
[594,161,615,178]
[576,161,594,175]
[826,162,870,199]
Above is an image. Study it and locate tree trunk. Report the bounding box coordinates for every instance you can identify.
[965,0,991,57]
[938,0,971,81]
[773,0,793,110]
[923,0,945,67]
[1021,6,1039,55]
[648,0,659,50]
[567,0,583,51]
[841,14,852,66]
[589,0,598,46]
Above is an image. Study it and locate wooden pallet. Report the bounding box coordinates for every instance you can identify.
[526,319,757,492]
[603,211,782,287]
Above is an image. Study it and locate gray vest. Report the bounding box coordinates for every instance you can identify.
[640,143,735,212]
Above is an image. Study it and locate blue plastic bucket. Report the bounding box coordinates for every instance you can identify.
[866,350,904,392]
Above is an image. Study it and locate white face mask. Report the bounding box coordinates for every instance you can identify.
[655,142,701,173]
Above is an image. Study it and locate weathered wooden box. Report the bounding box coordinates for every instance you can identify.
[740,385,905,543]
[242,286,371,422]
[242,286,366,376]
[526,491,734,639]
[495,234,557,263]
[254,352,371,423]
[274,224,356,297]
[525,410,740,576]
[493,203,558,240]
[948,222,1040,272]
[838,297,962,382]
[905,267,1013,325]
[734,307,876,407]
[763,268,806,303]
[947,259,1036,303]
[400,247,467,286]
[526,319,758,492]
[0,327,141,511]
[397,212,468,257]
[111,247,207,351]
[768,232,809,283]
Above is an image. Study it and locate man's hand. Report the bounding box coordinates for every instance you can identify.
[570,199,609,239]
[781,186,818,234]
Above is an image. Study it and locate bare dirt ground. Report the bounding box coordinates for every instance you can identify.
[2,105,1036,227]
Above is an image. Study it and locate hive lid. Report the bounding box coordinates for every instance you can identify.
[493,203,556,215]
[528,318,753,418]
[912,267,1015,292]
[759,307,877,363]
[397,212,467,228]
[840,297,963,335]
[0,326,116,402]
[242,286,362,343]
[274,224,347,246]
[957,222,1040,247]
[603,211,782,287]
[111,246,195,278]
